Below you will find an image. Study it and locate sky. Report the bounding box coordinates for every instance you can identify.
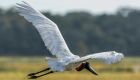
[1,0,140,14]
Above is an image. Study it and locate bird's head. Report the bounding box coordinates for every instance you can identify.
[75,62,98,75]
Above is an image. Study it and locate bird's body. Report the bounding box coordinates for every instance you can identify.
[46,51,123,72]
[46,55,80,71]
[16,1,124,79]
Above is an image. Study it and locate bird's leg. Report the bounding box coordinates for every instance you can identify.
[84,62,98,75]
[28,71,54,79]
[28,67,50,76]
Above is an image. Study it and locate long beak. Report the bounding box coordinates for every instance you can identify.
[85,62,98,75]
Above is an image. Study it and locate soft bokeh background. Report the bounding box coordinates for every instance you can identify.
[0,0,140,80]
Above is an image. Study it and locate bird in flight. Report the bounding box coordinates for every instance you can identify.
[16,1,124,79]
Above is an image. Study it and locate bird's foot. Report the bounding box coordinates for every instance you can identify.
[28,75,38,79]
[28,73,36,76]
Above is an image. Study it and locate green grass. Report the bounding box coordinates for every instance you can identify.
[0,57,139,80]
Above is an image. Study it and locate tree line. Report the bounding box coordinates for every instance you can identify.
[0,7,140,56]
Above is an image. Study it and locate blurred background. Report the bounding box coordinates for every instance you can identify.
[0,0,140,80]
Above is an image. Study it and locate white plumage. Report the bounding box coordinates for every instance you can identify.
[16,1,124,72]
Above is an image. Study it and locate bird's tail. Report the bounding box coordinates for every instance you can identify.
[45,57,65,71]
[45,57,58,62]
[45,57,57,69]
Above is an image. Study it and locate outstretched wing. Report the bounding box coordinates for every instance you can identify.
[74,51,124,64]
[16,1,74,58]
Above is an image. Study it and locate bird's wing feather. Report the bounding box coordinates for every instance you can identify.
[73,51,124,64]
[16,1,74,58]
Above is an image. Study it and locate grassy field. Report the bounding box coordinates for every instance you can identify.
[0,57,139,80]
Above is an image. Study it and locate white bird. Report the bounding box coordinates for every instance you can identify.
[16,1,124,79]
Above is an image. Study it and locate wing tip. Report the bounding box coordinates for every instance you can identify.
[16,1,30,7]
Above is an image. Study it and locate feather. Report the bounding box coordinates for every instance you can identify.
[16,1,74,58]
[72,51,124,64]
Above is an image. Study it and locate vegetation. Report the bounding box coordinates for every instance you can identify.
[0,57,139,80]
[0,7,140,56]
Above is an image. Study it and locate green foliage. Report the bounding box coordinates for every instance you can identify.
[0,8,140,56]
